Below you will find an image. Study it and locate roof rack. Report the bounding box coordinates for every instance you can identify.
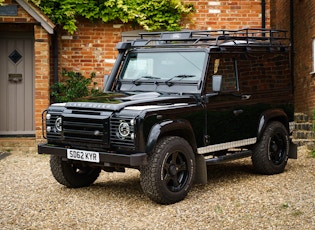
[135,28,289,48]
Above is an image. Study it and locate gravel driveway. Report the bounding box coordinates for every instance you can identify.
[0,146,314,229]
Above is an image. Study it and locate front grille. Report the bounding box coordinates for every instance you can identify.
[110,116,135,149]
[62,109,110,148]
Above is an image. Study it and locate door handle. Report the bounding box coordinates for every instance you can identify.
[233,109,243,116]
[9,78,22,83]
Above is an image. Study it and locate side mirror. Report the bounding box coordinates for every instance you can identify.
[212,75,222,92]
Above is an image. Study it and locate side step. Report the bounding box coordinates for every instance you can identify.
[194,150,252,185]
[205,150,252,165]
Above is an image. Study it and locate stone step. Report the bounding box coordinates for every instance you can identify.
[293,130,314,139]
[292,113,315,144]
[0,138,37,154]
[294,113,310,123]
[292,139,315,148]
[293,122,313,131]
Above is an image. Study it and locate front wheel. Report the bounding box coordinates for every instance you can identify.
[140,136,195,204]
[50,155,101,188]
[252,121,289,175]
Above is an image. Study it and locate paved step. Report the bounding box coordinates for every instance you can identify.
[293,139,315,148]
[0,138,37,154]
[294,122,313,131]
[292,113,314,146]
[293,130,314,139]
[294,113,310,123]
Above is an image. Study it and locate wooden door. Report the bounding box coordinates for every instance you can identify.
[0,33,34,136]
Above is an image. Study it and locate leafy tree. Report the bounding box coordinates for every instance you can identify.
[31,0,194,33]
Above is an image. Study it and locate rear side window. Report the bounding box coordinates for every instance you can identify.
[206,54,239,93]
[205,52,290,94]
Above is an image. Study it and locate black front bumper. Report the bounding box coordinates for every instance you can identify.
[38,143,147,167]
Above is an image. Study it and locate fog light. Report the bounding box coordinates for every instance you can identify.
[47,126,51,132]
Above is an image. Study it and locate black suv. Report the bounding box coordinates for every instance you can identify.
[39,29,297,204]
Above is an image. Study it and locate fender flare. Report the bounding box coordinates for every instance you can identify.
[257,109,289,140]
[146,119,197,154]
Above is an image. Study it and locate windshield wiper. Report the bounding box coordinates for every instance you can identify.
[132,76,161,85]
[165,75,196,86]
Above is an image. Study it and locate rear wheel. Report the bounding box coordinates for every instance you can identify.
[140,136,195,204]
[252,121,289,175]
[50,155,101,188]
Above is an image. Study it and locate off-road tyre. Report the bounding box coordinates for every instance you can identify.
[252,121,289,175]
[50,155,101,188]
[140,136,195,204]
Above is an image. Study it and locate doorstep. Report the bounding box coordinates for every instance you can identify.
[0,137,37,154]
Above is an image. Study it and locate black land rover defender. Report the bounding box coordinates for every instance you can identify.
[39,29,297,204]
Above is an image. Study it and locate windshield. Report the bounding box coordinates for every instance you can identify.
[120,51,206,82]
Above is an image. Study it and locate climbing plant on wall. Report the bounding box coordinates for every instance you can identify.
[31,0,194,33]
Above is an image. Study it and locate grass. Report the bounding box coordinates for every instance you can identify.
[214,205,223,214]
[291,210,303,216]
[280,203,289,209]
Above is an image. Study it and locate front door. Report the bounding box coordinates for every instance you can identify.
[205,54,253,145]
[0,33,34,136]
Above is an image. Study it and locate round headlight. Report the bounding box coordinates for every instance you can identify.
[55,117,63,132]
[118,121,130,137]
[46,113,51,120]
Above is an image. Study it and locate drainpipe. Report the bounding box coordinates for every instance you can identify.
[290,0,294,94]
[261,0,266,29]
[53,30,58,84]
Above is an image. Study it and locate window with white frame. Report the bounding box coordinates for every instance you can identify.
[313,38,315,73]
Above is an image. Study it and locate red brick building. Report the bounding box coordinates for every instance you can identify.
[272,1,315,118]
[1,0,275,145]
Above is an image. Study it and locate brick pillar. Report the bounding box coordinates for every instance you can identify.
[34,25,50,142]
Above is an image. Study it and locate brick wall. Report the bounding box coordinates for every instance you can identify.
[57,21,136,87]
[185,0,270,30]
[270,0,290,31]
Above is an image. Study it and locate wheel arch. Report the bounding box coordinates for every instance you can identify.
[146,119,197,154]
[257,109,289,141]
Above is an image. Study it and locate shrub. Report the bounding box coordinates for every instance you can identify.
[51,70,101,103]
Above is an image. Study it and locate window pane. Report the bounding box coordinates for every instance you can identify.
[121,51,206,81]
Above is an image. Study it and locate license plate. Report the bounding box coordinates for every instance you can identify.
[67,149,100,163]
